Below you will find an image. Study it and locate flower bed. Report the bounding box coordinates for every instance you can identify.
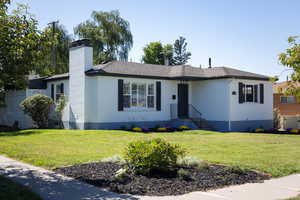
[253,128,300,135]
[122,125,191,133]
[54,162,270,196]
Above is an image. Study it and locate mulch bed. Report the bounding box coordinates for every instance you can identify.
[54,162,270,196]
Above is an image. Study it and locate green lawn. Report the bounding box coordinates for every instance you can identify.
[284,195,300,200]
[0,176,42,200]
[0,129,300,177]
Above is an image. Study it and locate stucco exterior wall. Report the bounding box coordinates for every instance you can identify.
[228,79,273,131]
[84,76,179,124]
[0,89,46,129]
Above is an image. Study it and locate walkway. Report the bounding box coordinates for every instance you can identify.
[0,155,299,200]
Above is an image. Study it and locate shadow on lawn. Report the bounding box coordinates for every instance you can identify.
[0,165,138,200]
[0,130,45,137]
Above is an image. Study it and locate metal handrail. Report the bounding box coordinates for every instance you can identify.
[170,103,202,119]
[188,104,202,118]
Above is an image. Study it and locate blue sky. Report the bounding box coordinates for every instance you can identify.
[10,0,300,81]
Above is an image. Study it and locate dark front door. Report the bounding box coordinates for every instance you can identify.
[178,84,189,118]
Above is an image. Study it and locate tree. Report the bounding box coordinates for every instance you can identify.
[142,42,174,65]
[173,36,191,65]
[20,94,54,128]
[142,42,164,65]
[278,36,300,98]
[35,24,72,76]
[74,10,133,64]
[0,2,42,106]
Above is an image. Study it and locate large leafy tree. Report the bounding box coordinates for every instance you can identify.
[74,10,133,64]
[278,36,300,98]
[36,24,72,76]
[173,36,191,65]
[142,42,174,65]
[0,2,42,106]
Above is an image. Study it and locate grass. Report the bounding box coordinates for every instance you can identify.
[284,195,300,200]
[0,176,42,200]
[0,129,299,177]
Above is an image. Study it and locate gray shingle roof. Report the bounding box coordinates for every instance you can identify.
[86,61,270,81]
[44,73,69,81]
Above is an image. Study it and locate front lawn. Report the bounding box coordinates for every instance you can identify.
[0,176,42,200]
[0,129,299,177]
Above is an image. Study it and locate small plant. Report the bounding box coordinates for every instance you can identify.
[177,156,204,167]
[142,127,150,132]
[114,168,128,180]
[125,138,186,174]
[225,166,246,175]
[132,127,142,132]
[55,95,66,129]
[177,168,191,180]
[101,155,125,164]
[197,161,210,170]
[289,129,299,134]
[157,127,167,132]
[255,128,264,133]
[20,94,54,128]
[178,125,190,131]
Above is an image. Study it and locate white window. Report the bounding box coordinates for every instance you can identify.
[123,82,155,109]
[280,96,296,104]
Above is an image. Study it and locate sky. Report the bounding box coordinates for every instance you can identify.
[10,0,300,81]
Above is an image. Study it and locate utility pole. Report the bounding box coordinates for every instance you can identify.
[48,20,59,72]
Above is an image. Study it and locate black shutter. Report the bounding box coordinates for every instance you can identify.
[238,82,245,104]
[156,81,161,111]
[254,85,258,102]
[260,84,264,104]
[118,79,124,111]
[51,84,54,100]
[61,83,64,94]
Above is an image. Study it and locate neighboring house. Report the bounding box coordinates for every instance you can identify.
[0,39,274,131]
[273,81,300,129]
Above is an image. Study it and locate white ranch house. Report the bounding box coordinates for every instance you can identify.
[0,39,273,131]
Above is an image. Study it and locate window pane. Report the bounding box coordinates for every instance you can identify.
[280,97,287,104]
[124,95,130,108]
[124,83,130,95]
[132,83,137,106]
[148,84,154,95]
[147,96,154,108]
[138,84,146,107]
[246,85,253,102]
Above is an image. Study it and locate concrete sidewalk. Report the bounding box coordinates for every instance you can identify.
[0,155,299,200]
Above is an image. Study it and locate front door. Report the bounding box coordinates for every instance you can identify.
[178,84,189,118]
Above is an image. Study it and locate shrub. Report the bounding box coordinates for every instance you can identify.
[178,125,190,131]
[20,94,54,128]
[177,168,191,180]
[101,155,125,164]
[255,128,264,133]
[125,138,186,174]
[157,127,167,132]
[289,129,299,134]
[177,156,204,167]
[114,168,128,180]
[132,127,142,132]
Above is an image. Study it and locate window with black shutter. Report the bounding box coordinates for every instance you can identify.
[118,79,124,111]
[254,85,258,102]
[51,84,54,100]
[260,84,264,104]
[156,81,161,111]
[238,82,245,103]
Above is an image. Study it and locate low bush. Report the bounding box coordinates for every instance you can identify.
[177,168,191,180]
[177,156,204,167]
[19,94,54,128]
[101,155,125,164]
[132,127,142,132]
[125,138,186,174]
[178,125,190,131]
[255,128,264,133]
[157,127,168,132]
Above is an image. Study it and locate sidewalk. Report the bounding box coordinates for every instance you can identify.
[0,155,299,200]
